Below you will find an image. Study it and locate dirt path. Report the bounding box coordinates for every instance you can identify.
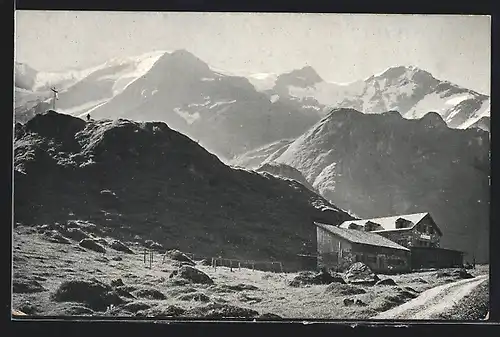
[373,274,489,320]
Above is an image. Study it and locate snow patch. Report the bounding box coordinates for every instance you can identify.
[270,94,280,103]
[59,99,109,116]
[201,77,215,82]
[445,94,473,106]
[208,100,236,109]
[173,107,201,124]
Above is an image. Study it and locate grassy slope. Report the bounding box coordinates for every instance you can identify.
[14,113,352,270]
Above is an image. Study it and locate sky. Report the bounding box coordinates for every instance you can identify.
[15,11,491,95]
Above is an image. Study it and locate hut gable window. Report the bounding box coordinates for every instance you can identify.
[395,218,413,229]
[364,221,381,232]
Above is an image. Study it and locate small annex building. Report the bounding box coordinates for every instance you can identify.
[315,212,464,272]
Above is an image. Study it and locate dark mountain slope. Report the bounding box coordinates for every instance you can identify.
[273,108,490,262]
[14,111,353,270]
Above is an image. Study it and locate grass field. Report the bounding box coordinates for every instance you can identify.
[11,224,489,320]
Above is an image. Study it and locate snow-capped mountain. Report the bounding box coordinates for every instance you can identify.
[14,50,490,159]
[257,65,490,131]
[262,108,489,263]
[83,50,320,159]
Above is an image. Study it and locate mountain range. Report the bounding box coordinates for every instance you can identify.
[15,49,490,160]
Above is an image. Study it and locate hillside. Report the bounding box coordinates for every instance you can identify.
[467,116,490,133]
[266,108,490,263]
[229,139,294,169]
[14,111,353,269]
[256,162,316,193]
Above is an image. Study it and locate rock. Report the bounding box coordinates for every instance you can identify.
[345,262,379,285]
[169,266,214,284]
[375,278,397,286]
[110,278,124,288]
[177,292,210,302]
[64,228,89,241]
[185,303,259,319]
[163,249,195,265]
[133,288,167,300]
[122,301,151,313]
[343,298,355,306]
[43,230,71,244]
[199,259,212,266]
[258,313,282,319]
[110,240,134,254]
[95,256,109,263]
[456,269,474,279]
[413,277,428,283]
[111,256,123,261]
[96,238,109,246]
[79,239,106,253]
[325,283,367,295]
[115,286,136,299]
[13,279,46,293]
[373,288,418,311]
[289,270,345,287]
[237,293,262,304]
[144,239,163,251]
[51,278,124,311]
[226,283,259,291]
[355,299,368,306]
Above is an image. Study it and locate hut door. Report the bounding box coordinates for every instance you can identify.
[377,255,386,271]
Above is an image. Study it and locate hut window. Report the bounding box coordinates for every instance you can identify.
[429,227,434,235]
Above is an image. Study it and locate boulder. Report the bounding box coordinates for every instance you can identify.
[110,240,134,254]
[51,278,124,311]
[111,256,123,261]
[63,228,89,241]
[169,266,214,284]
[133,288,167,300]
[355,299,368,306]
[122,301,152,313]
[325,283,367,295]
[163,249,195,266]
[144,239,163,251]
[13,279,46,293]
[199,259,212,266]
[343,298,355,306]
[79,239,106,253]
[345,262,379,285]
[110,278,124,288]
[43,230,71,244]
[288,269,345,287]
[375,278,397,286]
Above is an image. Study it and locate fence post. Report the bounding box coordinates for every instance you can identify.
[252,262,255,271]
[280,262,283,273]
[238,262,241,271]
[143,249,146,264]
[150,251,152,269]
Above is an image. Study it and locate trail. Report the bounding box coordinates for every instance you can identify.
[373,274,489,320]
